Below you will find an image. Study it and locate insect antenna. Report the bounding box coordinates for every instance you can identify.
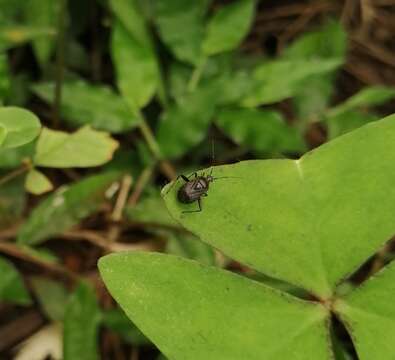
[212,175,242,181]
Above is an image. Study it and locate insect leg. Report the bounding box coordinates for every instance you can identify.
[164,174,189,195]
[197,197,202,211]
[182,198,203,213]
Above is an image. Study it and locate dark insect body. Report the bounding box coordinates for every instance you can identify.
[177,173,213,213]
[173,168,237,213]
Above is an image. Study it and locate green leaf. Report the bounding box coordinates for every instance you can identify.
[202,0,255,56]
[156,86,216,159]
[293,76,335,121]
[32,81,139,133]
[31,277,69,321]
[109,0,151,45]
[326,110,379,139]
[25,168,53,195]
[242,58,342,107]
[63,282,100,360]
[111,20,158,111]
[334,261,395,360]
[153,0,210,65]
[99,252,331,360]
[328,86,395,117]
[216,107,305,154]
[17,172,120,245]
[284,20,347,119]
[33,126,119,168]
[25,0,58,67]
[284,20,347,60]
[0,107,41,149]
[163,114,395,297]
[0,255,31,306]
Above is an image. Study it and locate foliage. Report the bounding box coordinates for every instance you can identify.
[100,114,395,359]
[1,0,395,359]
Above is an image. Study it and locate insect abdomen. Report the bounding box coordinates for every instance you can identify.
[177,177,208,203]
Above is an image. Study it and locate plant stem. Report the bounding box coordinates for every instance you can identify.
[137,116,162,160]
[127,166,154,207]
[107,174,133,243]
[135,109,177,180]
[187,57,207,93]
[0,164,30,187]
[53,0,66,128]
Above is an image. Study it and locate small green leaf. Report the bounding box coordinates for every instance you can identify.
[163,114,395,297]
[284,20,347,119]
[33,126,119,168]
[326,110,379,139]
[242,58,342,107]
[17,172,120,245]
[32,81,139,133]
[334,261,395,360]
[284,20,347,60]
[111,20,158,111]
[0,255,31,306]
[25,168,53,195]
[63,282,101,360]
[216,107,305,154]
[0,107,41,149]
[99,252,331,360]
[328,86,395,117]
[31,277,69,321]
[153,0,210,65]
[202,0,255,56]
[156,86,216,159]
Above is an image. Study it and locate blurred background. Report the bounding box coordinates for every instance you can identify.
[1,0,395,359]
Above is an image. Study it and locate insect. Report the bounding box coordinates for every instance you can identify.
[167,141,238,213]
[177,171,213,213]
[173,168,237,213]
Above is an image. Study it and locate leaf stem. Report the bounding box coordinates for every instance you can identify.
[187,57,207,93]
[137,113,162,160]
[0,163,30,188]
[135,109,177,180]
[53,0,66,128]
[127,166,154,207]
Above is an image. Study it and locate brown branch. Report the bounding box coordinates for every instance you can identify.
[127,167,154,208]
[0,242,79,281]
[107,174,133,243]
